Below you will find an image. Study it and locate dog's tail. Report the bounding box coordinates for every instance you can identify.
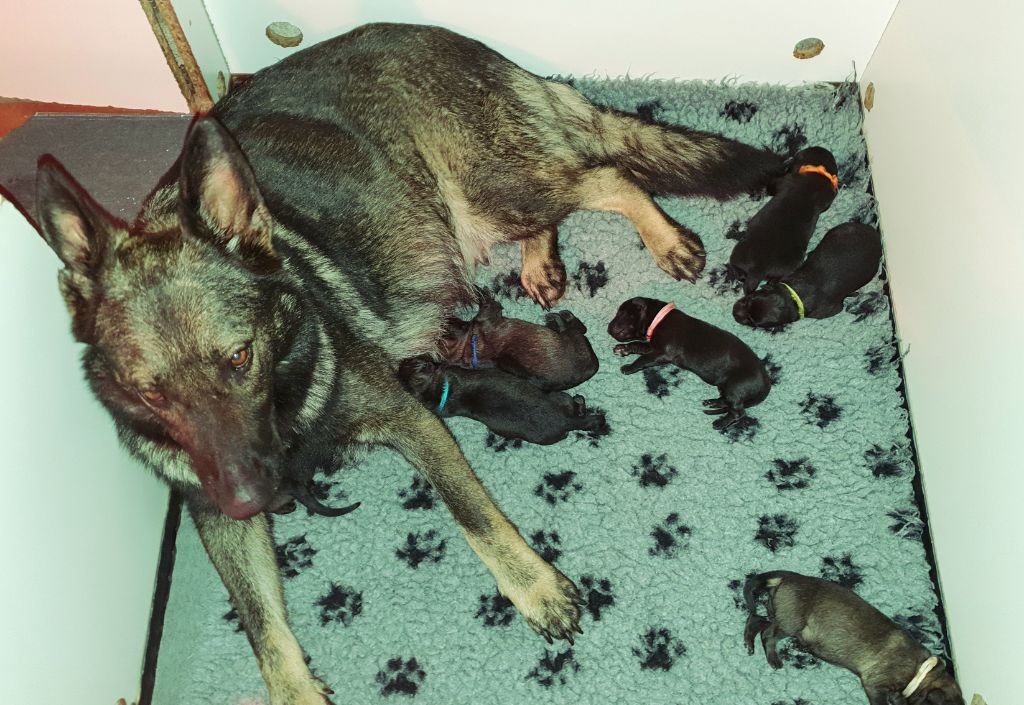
[597,108,784,199]
[743,571,788,614]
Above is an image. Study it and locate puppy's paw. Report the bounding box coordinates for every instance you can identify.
[767,653,784,670]
[521,257,567,309]
[649,227,706,282]
[613,344,631,357]
[500,564,583,645]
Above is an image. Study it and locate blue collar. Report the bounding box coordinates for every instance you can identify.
[437,377,450,413]
[471,334,479,369]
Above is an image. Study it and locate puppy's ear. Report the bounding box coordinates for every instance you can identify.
[36,158,119,342]
[180,117,280,274]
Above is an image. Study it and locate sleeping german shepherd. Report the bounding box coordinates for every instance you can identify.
[32,23,781,704]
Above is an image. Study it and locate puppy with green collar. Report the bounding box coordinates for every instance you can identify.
[744,571,964,705]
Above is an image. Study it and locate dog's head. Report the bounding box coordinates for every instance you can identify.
[607,297,662,342]
[907,659,965,705]
[733,285,797,328]
[396,357,440,401]
[788,146,838,176]
[34,118,300,519]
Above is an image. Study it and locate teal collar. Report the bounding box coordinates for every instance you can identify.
[437,377,450,412]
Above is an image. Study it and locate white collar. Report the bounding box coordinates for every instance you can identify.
[903,656,940,698]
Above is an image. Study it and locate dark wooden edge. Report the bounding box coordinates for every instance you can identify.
[139,490,183,705]
[137,0,214,113]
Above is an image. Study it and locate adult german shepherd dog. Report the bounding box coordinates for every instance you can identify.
[33,24,780,704]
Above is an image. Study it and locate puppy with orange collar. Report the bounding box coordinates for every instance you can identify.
[729,146,839,294]
[608,297,770,429]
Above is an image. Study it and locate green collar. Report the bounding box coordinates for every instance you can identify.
[780,282,805,320]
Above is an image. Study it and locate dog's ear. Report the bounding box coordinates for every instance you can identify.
[36,158,117,342]
[180,117,281,274]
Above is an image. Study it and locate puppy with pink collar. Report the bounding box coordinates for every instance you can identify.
[607,297,770,430]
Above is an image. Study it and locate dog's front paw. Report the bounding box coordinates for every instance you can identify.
[269,676,335,705]
[520,257,567,309]
[613,344,631,357]
[650,227,706,282]
[500,564,583,644]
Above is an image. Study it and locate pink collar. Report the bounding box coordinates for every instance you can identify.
[646,302,676,340]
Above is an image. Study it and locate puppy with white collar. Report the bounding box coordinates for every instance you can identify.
[744,571,965,705]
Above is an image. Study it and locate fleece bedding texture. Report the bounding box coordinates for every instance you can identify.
[153,78,947,705]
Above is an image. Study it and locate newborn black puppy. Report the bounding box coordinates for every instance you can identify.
[397,358,605,445]
[734,222,882,327]
[440,290,598,391]
[730,146,839,293]
[608,297,770,429]
[744,571,964,705]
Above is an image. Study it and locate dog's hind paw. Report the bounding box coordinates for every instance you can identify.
[521,257,567,309]
[500,564,583,645]
[649,226,706,283]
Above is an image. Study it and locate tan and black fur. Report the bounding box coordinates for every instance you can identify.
[744,571,964,705]
[31,23,782,704]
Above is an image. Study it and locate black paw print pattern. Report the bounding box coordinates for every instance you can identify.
[729,572,763,611]
[820,553,864,589]
[866,442,911,478]
[800,392,842,429]
[276,534,316,579]
[475,590,516,627]
[630,452,679,488]
[706,264,743,296]
[721,100,758,123]
[375,657,426,697]
[633,627,687,671]
[888,507,925,541]
[755,514,799,552]
[893,613,948,657]
[526,648,581,687]
[395,530,447,569]
[766,457,817,490]
[530,530,563,563]
[534,470,583,505]
[579,575,615,621]
[486,270,526,301]
[865,341,899,375]
[398,476,436,510]
[649,513,692,558]
[635,99,664,123]
[485,432,523,452]
[762,354,782,386]
[771,698,813,705]
[779,640,821,669]
[720,415,760,442]
[725,219,746,241]
[845,291,885,322]
[222,606,244,633]
[571,260,609,297]
[316,583,363,626]
[772,124,808,159]
[643,366,686,398]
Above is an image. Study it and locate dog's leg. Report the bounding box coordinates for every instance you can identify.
[760,621,784,670]
[862,683,894,705]
[383,401,582,643]
[520,227,566,309]
[190,504,334,705]
[577,167,706,281]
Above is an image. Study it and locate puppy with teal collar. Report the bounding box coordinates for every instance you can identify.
[397,358,605,445]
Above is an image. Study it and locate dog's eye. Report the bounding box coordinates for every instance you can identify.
[229,345,251,371]
[140,389,166,405]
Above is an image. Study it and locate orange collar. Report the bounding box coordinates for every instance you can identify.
[798,164,839,192]
[646,302,676,340]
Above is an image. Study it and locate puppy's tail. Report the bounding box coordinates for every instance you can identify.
[744,571,787,614]
[597,108,784,198]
